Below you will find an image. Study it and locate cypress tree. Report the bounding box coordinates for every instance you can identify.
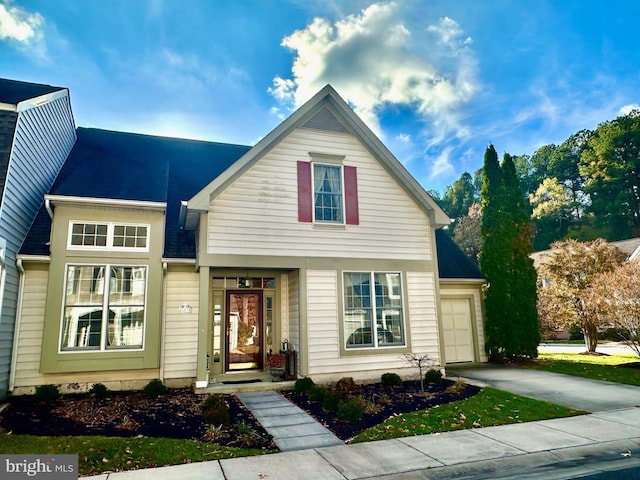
[480,146,539,360]
[501,154,540,358]
[480,145,510,360]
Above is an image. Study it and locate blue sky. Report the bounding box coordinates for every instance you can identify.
[2,0,639,193]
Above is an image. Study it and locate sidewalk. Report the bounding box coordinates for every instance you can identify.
[90,367,640,479]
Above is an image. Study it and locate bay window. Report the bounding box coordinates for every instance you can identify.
[61,264,147,351]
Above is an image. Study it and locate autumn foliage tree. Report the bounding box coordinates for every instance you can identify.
[537,239,626,352]
[590,261,640,356]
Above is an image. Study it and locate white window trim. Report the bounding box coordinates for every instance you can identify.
[67,221,150,252]
[312,163,346,225]
[58,262,148,353]
[342,271,407,350]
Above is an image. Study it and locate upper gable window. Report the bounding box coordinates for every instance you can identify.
[313,164,343,223]
[68,222,149,251]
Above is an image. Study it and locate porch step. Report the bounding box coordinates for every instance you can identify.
[195,380,295,395]
[237,390,344,451]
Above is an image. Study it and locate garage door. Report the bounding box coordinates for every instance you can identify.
[441,298,474,363]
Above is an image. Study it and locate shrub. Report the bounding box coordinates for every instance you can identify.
[334,377,357,393]
[143,379,168,397]
[309,385,329,402]
[336,396,364,422]
[381,372,403,387]
[89,383,110,400]
[34,384,60,403]
[322,390,342,412]
[424,368,443,385]
[294,377,315,393]
[201,394,231,426]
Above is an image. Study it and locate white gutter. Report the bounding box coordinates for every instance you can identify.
[16,255,51,263]
[159,262,168,382]
[45,194,166,211]
[9,259,25,392]
[161,257,196,265]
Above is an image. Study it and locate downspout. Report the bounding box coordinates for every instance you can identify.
[44,198,53,219]
[9,259,25,392]
[159,262,168,382]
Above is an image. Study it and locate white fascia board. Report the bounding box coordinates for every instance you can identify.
[17,89,69,112]
[0,102,17,112]
[440,278,486,285]
[161,257,196,264]
[16,254,51,263]
[45,194,167,211]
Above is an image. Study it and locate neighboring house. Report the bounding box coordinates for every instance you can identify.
[0,79,76,399]
[11,85,485,394]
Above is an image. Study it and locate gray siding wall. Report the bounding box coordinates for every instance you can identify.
[0,111,18,205]
[0,93,76,398]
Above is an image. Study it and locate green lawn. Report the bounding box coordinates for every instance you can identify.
[352,387,584,443]
[527,353,640,386]
[0,434,270,476]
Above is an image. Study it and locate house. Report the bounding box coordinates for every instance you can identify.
[10,85,485,394]
[0,79,76,399]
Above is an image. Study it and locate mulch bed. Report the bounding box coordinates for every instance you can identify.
[0,388,276,450]
[282,379,481,442]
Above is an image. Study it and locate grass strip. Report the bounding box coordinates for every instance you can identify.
[528,353,640,387]
[0,434,271,476]
[352,387,584,443]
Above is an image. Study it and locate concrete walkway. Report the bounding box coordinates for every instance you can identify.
[448,364,640,412]
[89,367,640,479]
[236,390,343,451]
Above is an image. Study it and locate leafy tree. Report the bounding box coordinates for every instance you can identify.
[443,172,477,218]
[529,177,574,249]
[452,202,482,265]
[480,146,539,360]
[580,110,640,240]
[591,262,640,357]
[537,239,626,352]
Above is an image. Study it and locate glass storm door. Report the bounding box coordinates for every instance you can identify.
[226,291,263,371]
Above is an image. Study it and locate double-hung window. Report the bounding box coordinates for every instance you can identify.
[68,222,149,251]
[61,264,147,351]
[344,272,405,349]
[313,164,343,223]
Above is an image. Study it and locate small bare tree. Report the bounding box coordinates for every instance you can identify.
[402,352,437,393]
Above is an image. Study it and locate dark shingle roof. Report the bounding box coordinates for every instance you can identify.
[21,127,484,280]
[0,78,65,105]
[435,229,484,279]
[21,128,250,258]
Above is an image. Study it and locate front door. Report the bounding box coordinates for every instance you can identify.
[225,291,263,371]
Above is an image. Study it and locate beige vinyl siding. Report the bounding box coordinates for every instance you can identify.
[208,128,431,260]
[406,272,441,361]
[306,270,439,382]
[163,267,199,379]
[440,285,487,363]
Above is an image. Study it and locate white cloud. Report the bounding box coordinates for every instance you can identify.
[396,133,411,143]
[429,146,455,179]
[619,103,640,116]
[0,1,46,59]
[270,1,477,141]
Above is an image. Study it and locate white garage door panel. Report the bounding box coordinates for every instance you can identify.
[441,298,474,363]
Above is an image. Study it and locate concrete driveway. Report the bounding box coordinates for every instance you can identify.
[448,364,640,412]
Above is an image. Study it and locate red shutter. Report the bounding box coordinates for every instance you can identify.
[297,161,313,222]
[344,165,359,225]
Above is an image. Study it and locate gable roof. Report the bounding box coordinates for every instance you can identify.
[187,85,450,229]
[435,229,484,280]
[0,78,65,105]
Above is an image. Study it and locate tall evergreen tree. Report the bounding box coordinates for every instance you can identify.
[480,146,539,360]
[480,145,510,359]
[501,154,540,358]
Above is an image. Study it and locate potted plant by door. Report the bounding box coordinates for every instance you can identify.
[266,352,285,381]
